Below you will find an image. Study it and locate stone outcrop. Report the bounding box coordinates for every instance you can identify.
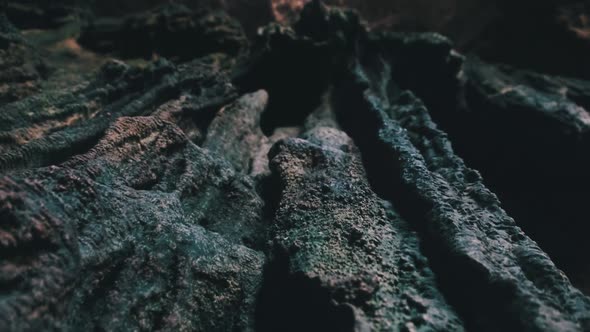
[2,1,590,331]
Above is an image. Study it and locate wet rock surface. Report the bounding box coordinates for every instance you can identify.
[2,1,590,331]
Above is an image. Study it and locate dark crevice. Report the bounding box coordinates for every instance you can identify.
[80,254,130,312]
[188,100,232,146]
[260,94,322,136]
[330,72,523,332]
[5,1,590,331]
[413,65,590,296]
[358,31,590,298]
[0,130,105,174]
[77,4,247,62]
[253,118,358,331]
[43,131,106,170]
[232,35,334,136]
[255,249,356,332]
[0,64,183,173]
[256,174,283,228]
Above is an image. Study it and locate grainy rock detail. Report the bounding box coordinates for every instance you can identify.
[1,1,590,331]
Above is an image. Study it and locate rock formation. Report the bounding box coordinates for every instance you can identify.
[1,1,590,331]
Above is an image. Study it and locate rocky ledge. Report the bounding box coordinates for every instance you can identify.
[1,1,590,331]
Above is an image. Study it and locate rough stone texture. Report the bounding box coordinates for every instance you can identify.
[462,56,590,133]
[337,5,590,330]
[0,115,264,331]
[470,0,590,79]
[2,1,590,331]
[239,2,590,331]
[0,14,47,105]
[0,57,237,173]
[78,4,248,62]
[258,125,464,331]
[445,56,590,294]
[204,90,272,177]
[336,82,590,331]
[271,0,496,38]
[84,0,274,37]
[3,0,81,29]
[271,0,590,80]
[3,0,273,36]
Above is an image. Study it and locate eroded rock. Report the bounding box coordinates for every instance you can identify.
[0,57,237,172]
[78,4,248,62]
[204,90,272,176]
[0,116,265,331]
[2,1,590,331]
[0,14,47,105]
[258,125,464,331]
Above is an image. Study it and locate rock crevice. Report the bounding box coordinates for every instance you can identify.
[1,1,590,331]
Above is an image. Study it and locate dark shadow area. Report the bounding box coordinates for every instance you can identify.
[255,250,357,332]
[233,37,332,136]
[329,70,543,332]
[409,60,590,295]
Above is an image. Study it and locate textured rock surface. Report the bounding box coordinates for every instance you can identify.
[0,14,47,105]
[0,116,264,331]
[3,0,81,29]
[271,0,590,79]
[204,90,272,177]
[271,0,496,37]
[336,83,590,331]
[0,58,237,172]
[470,1,590,79]
[78,4,248,62]
[258,125,464,331]
[2,1,590,331]
[442,56,590,294]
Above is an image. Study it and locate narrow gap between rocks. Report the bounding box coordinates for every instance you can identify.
[329,76,520,332]
[255,250,357,332]
[414,74,590,296]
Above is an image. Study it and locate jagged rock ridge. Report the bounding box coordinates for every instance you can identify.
[1,1,590,331]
